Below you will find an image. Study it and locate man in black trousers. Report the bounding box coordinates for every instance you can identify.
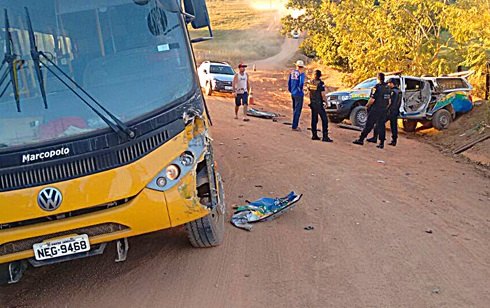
[353,72,391,149]
[307,70,333,142]
[367,78,402,146]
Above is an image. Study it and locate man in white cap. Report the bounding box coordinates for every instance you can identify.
[288,60,306,131]
[233,63,251,121]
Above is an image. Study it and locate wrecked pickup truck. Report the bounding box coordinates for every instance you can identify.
[325,73,473,131]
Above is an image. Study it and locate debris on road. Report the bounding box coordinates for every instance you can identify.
[230,192,302,231]
[377,160,386,164]
[432,287,441,294]
[246,108,279,119]
[425,229,433,234]
[452,134,490,154]
[304,226,314,231]
[338,123,363,132]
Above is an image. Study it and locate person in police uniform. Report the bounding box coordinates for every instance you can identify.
[307,70,333,142]
[386,78,402,146]
[367,78,402,146]
[353,72,390,149]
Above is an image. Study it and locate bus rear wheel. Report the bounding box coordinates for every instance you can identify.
[185,174,225,248]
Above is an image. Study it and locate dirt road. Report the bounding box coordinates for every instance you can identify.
[1,91,489,307]
[252,37,302,70]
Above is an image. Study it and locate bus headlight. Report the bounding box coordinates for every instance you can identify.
[166,165,181,181]
[146,134,206,192]
[156,177,167,187]
[180,152,195,166]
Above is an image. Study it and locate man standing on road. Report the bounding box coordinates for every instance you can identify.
[307,70,333,142]
[233,63,251,121]
[288,60,306,131]
[386,78,402,146]
[353,72,391,149]
[367,78,402,146]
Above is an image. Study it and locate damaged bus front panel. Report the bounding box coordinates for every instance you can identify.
[0,0,224,284]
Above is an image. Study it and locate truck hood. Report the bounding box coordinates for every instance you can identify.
[210,73,234,82]
[327,89,371,100]
[326,91,351,97]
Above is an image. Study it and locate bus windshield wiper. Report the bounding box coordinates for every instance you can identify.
[1,9,21,112]
[24,7,135,140]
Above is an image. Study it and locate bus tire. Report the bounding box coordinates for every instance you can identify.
[185,174,225,248]
[432,109,452,130]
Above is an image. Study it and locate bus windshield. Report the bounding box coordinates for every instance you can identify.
[0,0,193,149]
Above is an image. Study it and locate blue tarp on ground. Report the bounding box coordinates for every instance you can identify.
[231,192,302,231]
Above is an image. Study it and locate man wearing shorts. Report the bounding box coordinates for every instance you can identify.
[233,63,251,121]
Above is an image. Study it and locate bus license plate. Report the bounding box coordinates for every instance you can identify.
[33,234,90,261]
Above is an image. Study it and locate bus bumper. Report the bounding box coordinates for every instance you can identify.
[0,169,210,265]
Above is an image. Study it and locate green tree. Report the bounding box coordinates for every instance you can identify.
[282,0,489,96]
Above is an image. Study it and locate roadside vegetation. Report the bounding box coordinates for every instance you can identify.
[281,0,490,98]
[191,0,284,65]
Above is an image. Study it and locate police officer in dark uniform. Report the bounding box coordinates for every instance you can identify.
[386,78,402,146]
[353,72,390,149]
[367,78,402,146]
[307,70,333,142]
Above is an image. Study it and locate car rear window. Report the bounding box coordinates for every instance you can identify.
[434,78,469,91]
[210,65,235,75]
[405,78,425,91]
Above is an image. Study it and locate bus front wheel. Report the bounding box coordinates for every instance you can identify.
[185,174,225,248]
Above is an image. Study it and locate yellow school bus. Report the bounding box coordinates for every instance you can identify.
[0,0,224,284]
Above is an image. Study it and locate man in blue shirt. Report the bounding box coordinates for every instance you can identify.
[288,60,306,131]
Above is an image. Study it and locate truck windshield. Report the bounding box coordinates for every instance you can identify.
[0,0,193,149]
[353,78,377,90]
[210,65,235,75]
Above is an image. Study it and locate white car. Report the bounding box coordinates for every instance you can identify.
[197,61,235,96]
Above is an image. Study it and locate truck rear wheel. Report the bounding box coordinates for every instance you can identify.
[185,174,225,248]
[432,109,452,130]
[402,119,418,132]
[350,106,368,128]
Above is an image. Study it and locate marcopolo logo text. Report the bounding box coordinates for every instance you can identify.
[22,147,71,163]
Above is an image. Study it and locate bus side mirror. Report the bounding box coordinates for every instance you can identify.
[184,0,211,29]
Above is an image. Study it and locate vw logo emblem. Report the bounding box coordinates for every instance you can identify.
[37,187,63,211]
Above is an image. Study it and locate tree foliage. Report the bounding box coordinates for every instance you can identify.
[282,0,490,96]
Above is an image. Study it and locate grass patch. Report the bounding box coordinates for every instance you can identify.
[190,0,284,66]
